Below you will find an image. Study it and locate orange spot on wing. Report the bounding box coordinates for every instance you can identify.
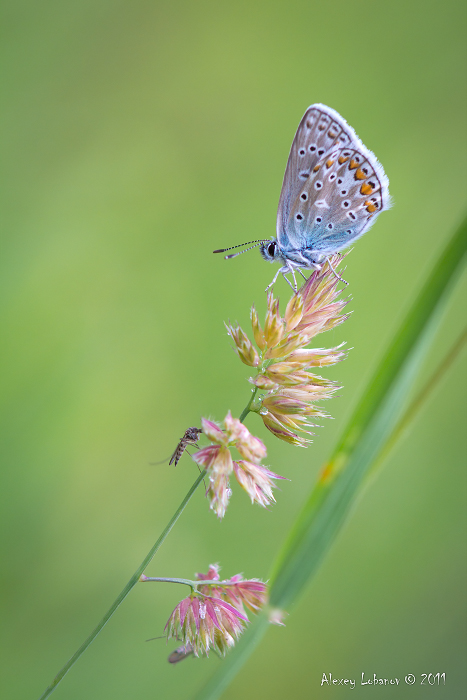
[349,159,359,169]
[328,130,337,138]
[354,168,366,180]
[313,164,320,172]
[338,156,349,164]
[360,182,373,195]
[326,158,334,168]
[365,201,377,213]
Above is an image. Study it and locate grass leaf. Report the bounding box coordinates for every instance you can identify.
[194,213,467,700]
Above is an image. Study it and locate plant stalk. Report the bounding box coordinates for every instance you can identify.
[38,388,257,699]
[37,468,206,700]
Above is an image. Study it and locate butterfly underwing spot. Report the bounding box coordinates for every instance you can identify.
[318,148,325,156]
[299,171,310,179]
[346,229,353,234]
[327,223,333,229]
[360,182,373,195]
[337,178,343,184]
[328,130,337,139]
[315,200,330,208]
[299,148,306,156]
[342,200,350,208]
[340,189,348,195]
[354,168,366,180]
[314,181,323,190]
[309,144,317,152]
[300,192,308,200]
[329,173,336,181]
[325,158,334,169]
[348,211,357,220]
[315,216,322,223]
[296,213,303,220]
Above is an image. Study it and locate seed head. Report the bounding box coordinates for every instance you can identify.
[225,255,350,446]
[164,565,268,658]
[192,412,283,517]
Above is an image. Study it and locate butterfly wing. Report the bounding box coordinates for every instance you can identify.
[277,104,355,249]
[277,105,390,257]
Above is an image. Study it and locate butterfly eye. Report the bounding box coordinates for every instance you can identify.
[267,243,276,257]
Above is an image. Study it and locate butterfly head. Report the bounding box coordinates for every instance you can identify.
[260,239,283,264]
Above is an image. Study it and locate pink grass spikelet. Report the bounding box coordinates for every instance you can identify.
[164,565,268,658]
[192,412,284,518]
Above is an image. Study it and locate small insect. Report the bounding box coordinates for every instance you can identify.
[169,427,202,467]
[214,104,390,291]
[167,643,194,664]
[146,636,194,663]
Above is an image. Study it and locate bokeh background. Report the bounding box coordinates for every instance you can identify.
[2,1,466,698]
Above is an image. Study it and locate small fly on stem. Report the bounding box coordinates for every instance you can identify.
[152,427,206,488]
[169,427,202,466]
[152,427,202,467]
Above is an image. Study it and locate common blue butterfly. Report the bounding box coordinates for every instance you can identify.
[214,104,390,290]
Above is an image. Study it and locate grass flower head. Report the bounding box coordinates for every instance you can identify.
[193,412,284,518]
[226,255,350,447]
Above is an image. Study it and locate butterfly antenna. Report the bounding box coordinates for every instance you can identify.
[213,239,266,254]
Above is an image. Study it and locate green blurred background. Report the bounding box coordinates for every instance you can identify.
[2,1,466,698]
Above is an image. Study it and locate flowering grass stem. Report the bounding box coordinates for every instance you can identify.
[38,385,261,698]
[141,576,259,590]
[239,387,258,423]
[37,468,207,700]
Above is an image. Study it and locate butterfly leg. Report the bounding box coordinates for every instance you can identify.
[297,269,308,281]
[290,267,298,292]
[264,266,283,292]
[280,268,298,292]
[325,256,348,285]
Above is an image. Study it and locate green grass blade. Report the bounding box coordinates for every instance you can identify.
[269,214,467,608]
[194,213,467,700]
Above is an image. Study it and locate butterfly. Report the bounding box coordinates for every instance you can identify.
[214,104,390,291]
